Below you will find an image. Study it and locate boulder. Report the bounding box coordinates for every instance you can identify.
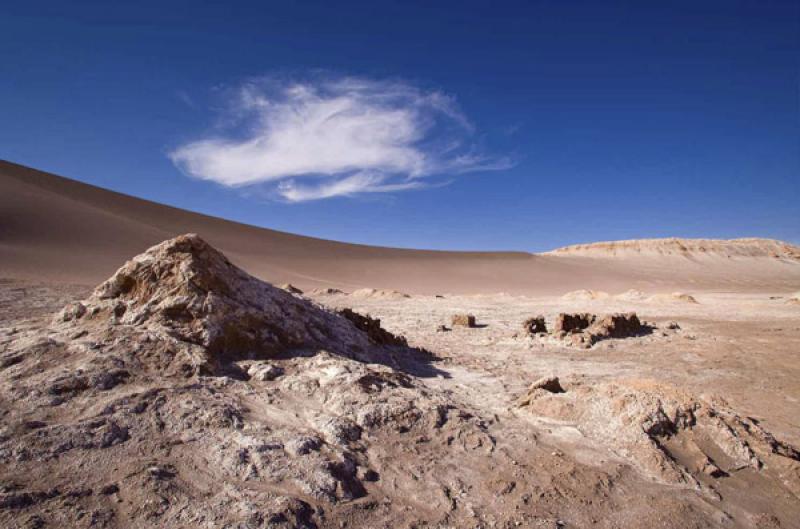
[522,316,547,335]
[451,314,476,328]
[588,312,642,339]
[553,313,595,334]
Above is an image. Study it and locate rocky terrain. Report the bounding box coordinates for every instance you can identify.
[1,235,800,528]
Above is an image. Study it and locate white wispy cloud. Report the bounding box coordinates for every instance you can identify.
[169,75,512,201]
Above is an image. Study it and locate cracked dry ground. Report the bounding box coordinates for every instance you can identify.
[1,246,800,528]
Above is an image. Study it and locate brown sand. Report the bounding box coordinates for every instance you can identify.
[3,160,799,294]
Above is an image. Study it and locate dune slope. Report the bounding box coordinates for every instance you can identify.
[2,160,799,294]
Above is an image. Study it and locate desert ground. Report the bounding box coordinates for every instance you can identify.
[1,162,800,528]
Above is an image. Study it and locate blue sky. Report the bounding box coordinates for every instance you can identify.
[2,1,798,251]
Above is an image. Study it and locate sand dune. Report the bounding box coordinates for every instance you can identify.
[2,160,800,294]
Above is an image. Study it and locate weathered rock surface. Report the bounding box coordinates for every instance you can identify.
[336,308,409,347]
[589,312,643,339]
[554,313,595,334]
[549,312,647,348]
[50,234,386,375]
[309,287,345,296]
[518,377,800,492]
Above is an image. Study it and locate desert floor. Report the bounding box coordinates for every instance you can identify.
[2,273,799,528]
[314,290,800,448]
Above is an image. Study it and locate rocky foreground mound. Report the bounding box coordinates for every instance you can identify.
[53,234,389,376]
[1,236,498,528]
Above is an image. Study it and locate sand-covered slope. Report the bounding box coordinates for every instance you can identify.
[2,160,799,294]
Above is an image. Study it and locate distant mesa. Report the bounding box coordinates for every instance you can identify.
[548,237,800,260]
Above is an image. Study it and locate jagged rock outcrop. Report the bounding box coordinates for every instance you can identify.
[522,316,547,335]
[554,313,595,334]
[279,283,304,295]
[550,312,646,348]
[589,313,643,339]
[51,234,387,375]
[336,308,408,347]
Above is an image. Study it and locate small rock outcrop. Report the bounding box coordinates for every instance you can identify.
[522,316,547,335]
[451,314,477,328]
[309,287,346,296]
[554,313,595,334]
[279,283,304,294]
[531,312,648,348]
[589,313,642,339]
[337,308,408,347]
[517,376,564,406]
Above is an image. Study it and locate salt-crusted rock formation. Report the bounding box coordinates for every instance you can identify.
[52,234,403,375]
